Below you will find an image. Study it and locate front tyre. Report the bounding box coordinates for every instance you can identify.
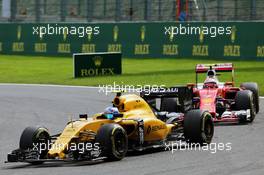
[184,110,214,144]
[240,82,259,114]
[96,124,128,161]
[19,126,50,164]
[235,90,256,122]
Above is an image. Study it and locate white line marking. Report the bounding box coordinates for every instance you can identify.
[0,83,263,98]
[0,83,100,89]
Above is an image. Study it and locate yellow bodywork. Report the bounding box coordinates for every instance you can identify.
[48,94,175,159]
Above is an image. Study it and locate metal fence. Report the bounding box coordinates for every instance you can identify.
[0,0,264,22]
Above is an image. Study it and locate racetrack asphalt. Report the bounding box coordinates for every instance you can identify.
[0,84,263,175]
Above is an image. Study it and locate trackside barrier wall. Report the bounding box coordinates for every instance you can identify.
[0,22,264,59]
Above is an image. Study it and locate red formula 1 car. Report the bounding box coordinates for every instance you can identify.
[187,63,259,123]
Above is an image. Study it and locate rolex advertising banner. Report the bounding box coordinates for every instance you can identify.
[0,22,264,59]
[73,52,122,78]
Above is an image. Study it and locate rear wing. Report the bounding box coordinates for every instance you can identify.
[140,86,193,113]
[140,86,191,98]
[196,63,234,73]
[195,63,234,85]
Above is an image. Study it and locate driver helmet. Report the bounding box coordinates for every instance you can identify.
[204,77,218,84]
[104,107,119,114]
[204,69,218,87]
[104,107,119,120]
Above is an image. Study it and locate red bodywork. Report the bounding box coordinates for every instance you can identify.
[191,63,243,123]
[199,88,218,113]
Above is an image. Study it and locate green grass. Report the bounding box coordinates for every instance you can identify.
[0,55,264,95]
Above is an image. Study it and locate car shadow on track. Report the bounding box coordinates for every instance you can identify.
[2,148,166,169]
[2,159,105,169]
[214,122,252,127]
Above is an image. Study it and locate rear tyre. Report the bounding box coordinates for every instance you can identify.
[235,90,256,122]
[184,110,214,144]
[19,126,50,165]
[96,124,128,161]
[240,82,259,113]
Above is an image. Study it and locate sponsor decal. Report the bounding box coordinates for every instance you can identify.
[146,124,166,134]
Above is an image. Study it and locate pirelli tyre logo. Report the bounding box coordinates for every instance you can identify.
[73,52,122,78]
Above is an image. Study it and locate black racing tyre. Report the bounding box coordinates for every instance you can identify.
[19,126,50,164]
[240,82,259,113]
[184,110,214,144]
[160,98,178,112]
[96,124,128,161]
[235,90,256,122]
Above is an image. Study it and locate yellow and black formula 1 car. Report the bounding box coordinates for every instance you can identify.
[7,87,214,164]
